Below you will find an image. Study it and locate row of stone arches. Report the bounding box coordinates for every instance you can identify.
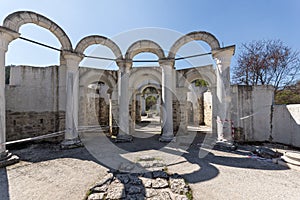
[0,11,235,160]
[3,11,221,61]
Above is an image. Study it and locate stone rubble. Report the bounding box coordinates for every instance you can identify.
[87,170,192,200]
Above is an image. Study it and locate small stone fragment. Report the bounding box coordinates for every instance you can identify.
[140,177,152,188]
[106,180,125,199]
[170,178,187,194]
[145,188,158,198]
[87,192,105,200]
[152,178,169,188]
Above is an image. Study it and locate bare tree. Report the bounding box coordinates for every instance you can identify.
[233,39,300,91]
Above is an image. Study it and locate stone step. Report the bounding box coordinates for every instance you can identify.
[285,151,300,163]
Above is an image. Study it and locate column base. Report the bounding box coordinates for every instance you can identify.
[114,134,133,143]
[159,135,175,143]
[61,138,83,149]
[0,150,19,168]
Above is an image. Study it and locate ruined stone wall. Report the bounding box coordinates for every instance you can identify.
[204,91,212,127]
[231,85,273,142]
[272,104,300,147]
[5,65,65,141]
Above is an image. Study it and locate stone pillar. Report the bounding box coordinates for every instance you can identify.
[107,89,113,135]
[156,94,161,115]
[211,86,218,138]
[141,95,146,115]
[135,93,141,122]
[177,87,189,135]
[0,27,20,167]
[212,46,235,141]
[61,52,84,148]
[129,88,136,134]
[116,60,132,142]
[160,60,175,142]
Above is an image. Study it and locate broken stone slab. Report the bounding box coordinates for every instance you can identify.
[145,188,158,198]
[106,180,126,199]
[157,191,172,200]
[152,178,169,189]
[87,192,105,200]
[92,173,114,188]
[0,150,19,168]
[253,146,283,159]
[285,151,300,163]
[140,177,152,188]
[169,178,188,194]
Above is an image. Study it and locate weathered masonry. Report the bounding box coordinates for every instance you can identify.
[2,11,299,168]
[0,11,235,166]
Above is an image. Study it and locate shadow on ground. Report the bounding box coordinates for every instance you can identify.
[0,130,289,199]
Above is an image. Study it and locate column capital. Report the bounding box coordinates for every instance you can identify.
[62,51,84,72]
[159,59,175,68]
[62,51,84,62]
[212,45,235,66]
[117,59,132,73]
[0,26,20,52]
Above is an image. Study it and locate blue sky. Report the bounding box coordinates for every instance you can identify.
[1,0,300,69]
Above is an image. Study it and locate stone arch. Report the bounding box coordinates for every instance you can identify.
[79,68,117,89]
[129,67,162,89]
[3,11,72,51]
[138,83,161,94]
[75,35,123,60]
[178,65,216,88]
[125,40,165,61]
[168,31,220,58]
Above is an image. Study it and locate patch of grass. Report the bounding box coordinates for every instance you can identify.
[85,189,92,200]
[186,189,193,200]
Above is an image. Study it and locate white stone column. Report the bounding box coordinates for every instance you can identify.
[61,52,84,148]
[156,94,161,115]
[212,46,235,141]
[0,27,20,167]
[160,60,175,142]
[116,60,132,142]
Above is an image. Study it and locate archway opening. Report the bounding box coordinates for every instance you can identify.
[133,85,161,138]
[83,81,110,128]
[5,23,64,142]
[187,79,212,132]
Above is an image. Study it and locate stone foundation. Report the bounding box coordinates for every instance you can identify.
[6,111,65,142]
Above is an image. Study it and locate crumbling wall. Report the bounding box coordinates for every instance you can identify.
[5,66,65,141]
[231,85,300,148]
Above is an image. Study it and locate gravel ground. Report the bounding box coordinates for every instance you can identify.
[1,132,300,200]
